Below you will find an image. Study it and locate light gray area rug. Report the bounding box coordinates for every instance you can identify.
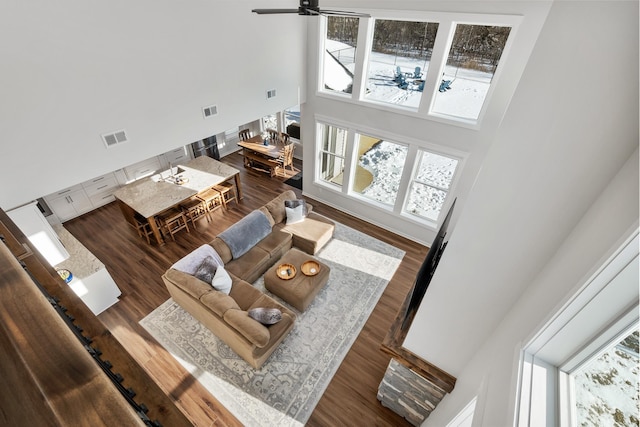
[141,221,405,426]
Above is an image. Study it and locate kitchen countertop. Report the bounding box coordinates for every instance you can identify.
[53,224,103,279]
[112,156,239,218]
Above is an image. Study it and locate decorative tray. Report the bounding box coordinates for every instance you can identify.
[301,260,321,276]
[276,263,296,280]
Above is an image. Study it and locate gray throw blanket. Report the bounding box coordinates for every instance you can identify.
[218,210,272,259]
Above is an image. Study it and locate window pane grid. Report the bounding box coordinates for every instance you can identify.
[351,137,408,207]
[404,150,458,222]
[319,124,349,187]
[365,20,439,109]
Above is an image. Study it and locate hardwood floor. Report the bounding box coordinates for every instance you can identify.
[63,152,428,426]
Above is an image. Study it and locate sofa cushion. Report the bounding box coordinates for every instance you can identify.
[254,230,293,257]
[257,206,276,227]
[200,289,240,316]
[263,190,297,224]
[164,268,213,300]
[218,210,272,259]
[224,246,271,283]
[224,309,270,348]
[209,239,233,264]
[280,212,336,255]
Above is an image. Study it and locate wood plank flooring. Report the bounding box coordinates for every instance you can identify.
[63,152,428,426]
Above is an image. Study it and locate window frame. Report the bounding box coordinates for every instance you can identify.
[317,11,522,129]
[402,148,461,224]
[348,133,410,211]
[316,120,352,189]
[313,115,464,228]
[515,231,640,426]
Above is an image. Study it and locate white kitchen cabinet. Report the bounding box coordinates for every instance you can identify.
[45,185,93,222]
[123,156,162,182]
[43,172,122,222]
[82,173,120,208]
[160,146,192,169]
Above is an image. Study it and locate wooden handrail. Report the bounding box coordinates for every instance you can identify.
[0,208,194,426]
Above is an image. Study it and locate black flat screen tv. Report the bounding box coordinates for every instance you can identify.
[402,198,456,329]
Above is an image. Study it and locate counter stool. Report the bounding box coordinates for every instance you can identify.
[213,181,238,209]
[133,213,155,245]
[180,198,210,230]
[156,208,189,242]
[196,188,223,216]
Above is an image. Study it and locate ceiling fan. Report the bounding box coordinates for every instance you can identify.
[252,0,370,17]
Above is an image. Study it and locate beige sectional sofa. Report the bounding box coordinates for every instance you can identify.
[161,190,335,368]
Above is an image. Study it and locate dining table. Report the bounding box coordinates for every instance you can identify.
[237,135,284,176]
[113,155,242,245]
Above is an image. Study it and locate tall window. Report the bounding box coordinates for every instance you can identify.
[432,24,511,121]
[365,20,439,109]
[351,135,408,207]
[404,150,459,222]
[323,16,359,94]
[319,124,348,186]
[571,328,639,426]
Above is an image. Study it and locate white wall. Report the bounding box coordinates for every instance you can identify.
[0,0,305,210]
[400,1,638,424]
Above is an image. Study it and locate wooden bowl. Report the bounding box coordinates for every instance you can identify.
[301,260,320,276]
[276,263,296,280]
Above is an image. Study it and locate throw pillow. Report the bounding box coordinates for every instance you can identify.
[211,265,232,295]
[284,199,308,217]
[285,205,305,225]
[248,307,283,325]
[193,256,218,284]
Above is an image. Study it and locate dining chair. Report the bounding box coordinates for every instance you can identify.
[239,129,251,141]
[267,128,279,144]
[274,143,295,177]
[279,132,290,146]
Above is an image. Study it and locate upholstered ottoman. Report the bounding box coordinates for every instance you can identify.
[264,248,330,311]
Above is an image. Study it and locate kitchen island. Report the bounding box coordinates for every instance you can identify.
[113,156,241,245]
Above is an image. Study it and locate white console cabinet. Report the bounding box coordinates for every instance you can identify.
[6,201,70,266]
[52,224,121,315]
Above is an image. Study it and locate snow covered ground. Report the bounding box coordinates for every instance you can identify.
[574,332,639,426]
[325,39,493,119]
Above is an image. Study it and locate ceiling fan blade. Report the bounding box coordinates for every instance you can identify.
[319,9,371,17]
[252,8,299,14]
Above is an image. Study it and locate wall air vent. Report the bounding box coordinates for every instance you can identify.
[203,105,218,118]
[266,89,277,99]
[102,130,128,148]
